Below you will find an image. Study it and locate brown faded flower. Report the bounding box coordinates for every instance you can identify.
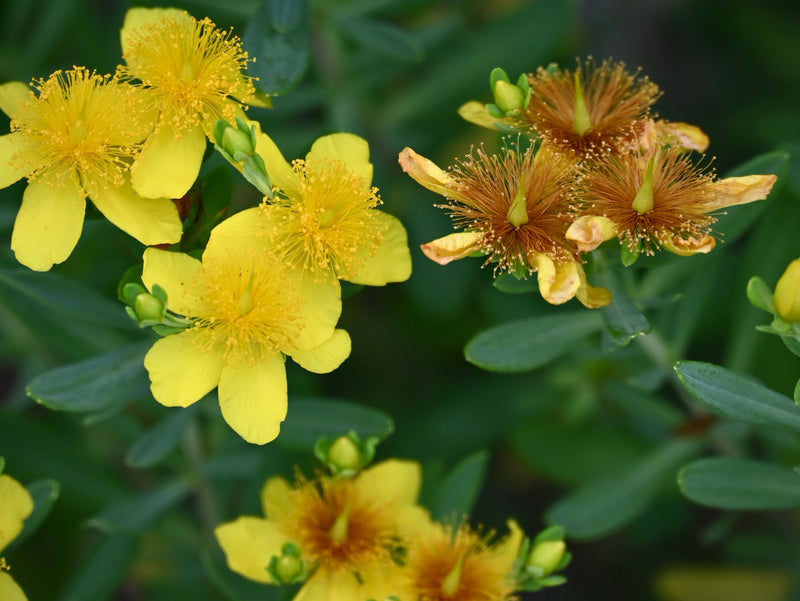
[399,143,610,307]
[522,58,661,159]
[567,144,778,256]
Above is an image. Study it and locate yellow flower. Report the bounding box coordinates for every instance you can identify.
[399,144,610,308]
[215,459,423,601]
[521,58,661,159]
[141,220,348,445]
[774,258,800,322]
[0,69,182,271]
[0,471,34,601]
[120,7,259,199]
[398,516,524,601]
[566,144,778,256]
[212,131,412,287]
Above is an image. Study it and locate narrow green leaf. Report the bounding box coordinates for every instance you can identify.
[338,17,424,63]
[544,438,702,540]
[595,267,651,347]
[87,479,189,533]
[464,312,603,373]
[276,397,394,450]
[243,0,310,96]
[794,378,800,405]
[3,479,59,553]
[26,340,152,413]
[674,361,800,432]
[678,457,800,510]
[125,405,199,468]
[57,534,137,601]
[430,450,489,522]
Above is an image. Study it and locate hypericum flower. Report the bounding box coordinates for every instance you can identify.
[141,221,348,444]
[398,517,523,601]
[210,131,412,286]
[0,69,181,271]
[774,258,800,323]
[0,470,34,601]
[521,59,661,159]
[215,459,423,601]
[120,7,262,199]
[566,144,778,257]
[399,144,610,308]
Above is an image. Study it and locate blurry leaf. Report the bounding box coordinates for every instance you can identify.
[4,479,59,553]
[430,450,488,521]
[655,566,791,601]
[26,340,151,413]
[338,17,424,63]
[87,479,190,533]
[492,272,540,294]
[0,268,137,359]
[545,437,702,540]
[674,361,800,432]
[794,379,800,405]
[125,405,199,469]
[464,312,603,373]
[0,456,4,474]
[678,457,800,510]
[595,266,651,347]
[243,0,310,96]
[57,534,137,601]
[276,397,394,450]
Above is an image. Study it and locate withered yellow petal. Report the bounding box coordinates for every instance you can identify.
[420,231,482,265]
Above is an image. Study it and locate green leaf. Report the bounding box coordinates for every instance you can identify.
[544,438,702,540]
[430,450,489,522]
[26,340,152,413]
[243,0,310,96]
[794,378,800,405]
[674,361,800,432]
[464,311,603,373]
[87,479,190,533]
[276,397,394,450]
[595,267,651,347]
[3,479,59,553]
[57,534,137,601]
[125,405,199,468]
[492,272,540,294]
[338,17,424,63]
[746,276,775,313]
[678,457,800,510]
[0,456,4,474]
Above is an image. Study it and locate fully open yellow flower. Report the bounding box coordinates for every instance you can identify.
[399,144,610,308]
[0,471,34,601]
[120,7,259,199]
[398,516,524,601]
[213,131,412,287]
[0,69,181,271]
[215,459,423,601]
[141,221,348,445]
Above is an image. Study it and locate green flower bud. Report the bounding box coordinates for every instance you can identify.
[527,540,566,578]
[134,292,167,324]
[493,80,525,114]
[266,542,306,584]
[327,436,362,472]
[221,125,253,160]
[774,259,800,322]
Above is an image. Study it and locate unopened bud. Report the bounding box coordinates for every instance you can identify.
[328,436,362,472]
[527,540,566,578]
[221,126,253,160]
[774,259,800,322]
[493,80,525,114]
[267,542,306,584]
[134,292,167,324]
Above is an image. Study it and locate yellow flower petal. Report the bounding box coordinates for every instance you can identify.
[214,516,287,584]
[144,329,224,407]
[565,215,617,251]
[349,212,412,285]
[289,269,342,351]
[217,355,287,445]
[120,7,191,57]
[294,571,362,601]
[420,231,483,265]
[398,147,454,196]
[307,133,373,186]
[0,474,34,554]
[254,132,299,198]
[260,476,292,520]
[654,120,709,152]
[575,262,612,309]
[492,519,524,572]
[457,99,500,129]
[131,123,206,199]
[204,207,266,258]
[355,459,421,506]
[0,82,30,119]
[0,133,28,189]
[774,259,800,322]
[142,248,205,316]
[11,177,85,271]
[89,177,182,246]
[287,329,351,374]
[662,233,716,256]
[535,255,581,305]
[705,174,778,211]
[0,571,28,601]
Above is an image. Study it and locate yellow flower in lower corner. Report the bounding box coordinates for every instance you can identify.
[215,459,422,601]
[0,69,182,271]
[141,222,348,445]
[398,516,524,601]
[213,131,412,287]
[0,471,34,601]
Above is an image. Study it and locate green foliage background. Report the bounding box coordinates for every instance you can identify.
[0,0,799,600]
